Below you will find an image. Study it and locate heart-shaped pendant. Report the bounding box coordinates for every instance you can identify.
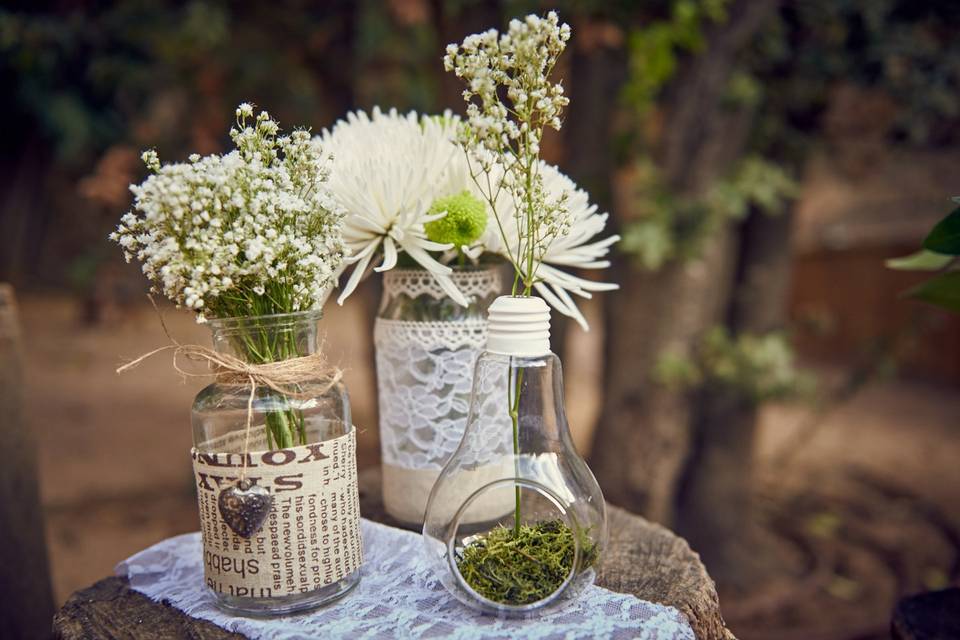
[218,478,272,539]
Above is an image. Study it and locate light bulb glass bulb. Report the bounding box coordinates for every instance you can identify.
[422,316,607,615]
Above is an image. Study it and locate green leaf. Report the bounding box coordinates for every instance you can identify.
[886,250,953,271]
[923,206,960,255]
[906,271,960,313]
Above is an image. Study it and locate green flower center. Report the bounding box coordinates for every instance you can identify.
[424,191,487,248]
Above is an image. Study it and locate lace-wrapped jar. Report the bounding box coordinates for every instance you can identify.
[374,266,502,525]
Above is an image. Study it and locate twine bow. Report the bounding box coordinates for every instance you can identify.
[117,300,343,480]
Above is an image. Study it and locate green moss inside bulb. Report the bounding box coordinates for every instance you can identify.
[424,191,487,248]
[455,520,599,605]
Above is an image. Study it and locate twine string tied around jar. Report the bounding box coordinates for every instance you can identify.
[116,300,342,480]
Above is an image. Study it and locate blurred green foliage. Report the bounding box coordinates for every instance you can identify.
[620,0,960,272]
[621,155,797,271]
[622,0,729,117]
[654,327,815,404]
[0,1,435,285]
[0,1,423,167]
[748,0,960,164]
[355,0,439,114]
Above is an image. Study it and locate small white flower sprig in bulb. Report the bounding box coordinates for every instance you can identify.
[445,12,619,328]
[445,12,572,297]
[110,103,347,322]
[437,14,617,610]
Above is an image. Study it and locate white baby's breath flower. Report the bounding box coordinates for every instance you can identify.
[110,105,346,319]
[445,12,619,329]
[319,107,475,306]
[445,13,575,282]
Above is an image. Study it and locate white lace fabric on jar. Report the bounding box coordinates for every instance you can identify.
[375,268,503,524]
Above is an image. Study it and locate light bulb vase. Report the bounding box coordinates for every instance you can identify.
[422,296,607,615]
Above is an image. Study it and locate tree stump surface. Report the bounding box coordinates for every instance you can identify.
[53,576,245,640]
[53,467,731,640]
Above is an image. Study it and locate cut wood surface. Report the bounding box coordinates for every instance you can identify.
[0,284,56,640]
[53,577,244,640]
[52,466,731,639]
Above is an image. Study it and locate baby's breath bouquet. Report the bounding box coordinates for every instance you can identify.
[112,104,346,448]
[113,103,345,320]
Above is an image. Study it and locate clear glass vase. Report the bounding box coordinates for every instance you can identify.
[422,296,606,615]
[374,266,501,525]
[192,310,362,616]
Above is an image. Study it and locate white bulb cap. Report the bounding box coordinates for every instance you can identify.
[486,295,551,357]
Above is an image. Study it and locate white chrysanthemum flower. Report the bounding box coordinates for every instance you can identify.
[482,162,619,330]
[320,107,474,306]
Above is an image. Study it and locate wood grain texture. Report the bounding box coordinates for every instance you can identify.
[53,466,731,639]
[53,577,244,640]
[0,284,56,640]
[602,506,733,640]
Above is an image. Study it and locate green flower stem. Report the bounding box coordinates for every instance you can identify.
[232,324,307,450]
[508,364,525,538]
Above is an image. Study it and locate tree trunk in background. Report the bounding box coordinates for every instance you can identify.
[554,19,628,362]
[591,0,780,525]
[677,209,795,585]
[564,24,623,218]
[595,238,738,524]
[0,285,55,638]
[0,139,51,286]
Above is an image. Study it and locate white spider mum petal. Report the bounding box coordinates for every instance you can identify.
[320,108,475,304]
[491,162,619,329]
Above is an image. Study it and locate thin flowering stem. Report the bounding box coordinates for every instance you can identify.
[445,11,573,296]
[446,11,574,538]
[464,151,523,277]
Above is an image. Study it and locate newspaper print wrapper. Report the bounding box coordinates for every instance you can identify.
[191,426,362,599]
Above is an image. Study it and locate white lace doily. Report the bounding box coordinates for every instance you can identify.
[382,268,501,301]
[117,519,694,640]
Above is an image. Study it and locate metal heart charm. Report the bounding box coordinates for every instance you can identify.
[218,478,272,539]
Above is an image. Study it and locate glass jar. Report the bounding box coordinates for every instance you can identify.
[422,296,606,615]
[192,310,362,616]
[374,266,501,525]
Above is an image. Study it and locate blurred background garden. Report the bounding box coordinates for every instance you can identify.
[2,1,959,638]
